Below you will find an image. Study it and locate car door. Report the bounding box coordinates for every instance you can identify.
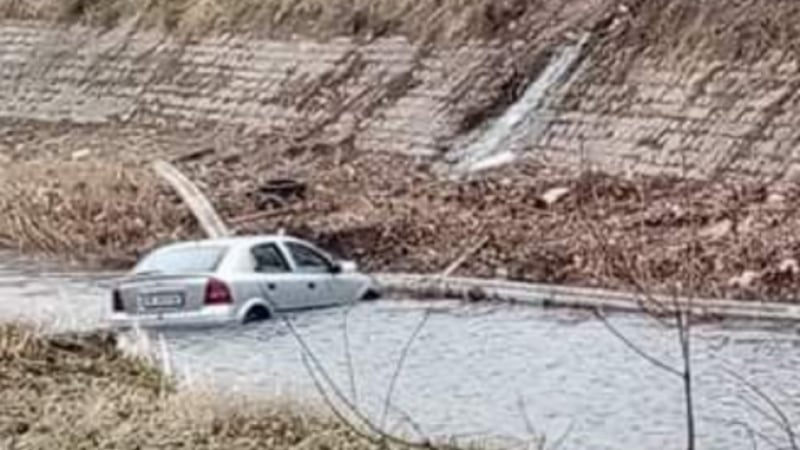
[282,241,336,308]
[249,242,306,311]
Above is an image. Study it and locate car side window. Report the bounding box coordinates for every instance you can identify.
[286,242,332,273]
[251,243,290,273]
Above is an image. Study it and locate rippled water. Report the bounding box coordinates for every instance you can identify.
[2,252,800,450]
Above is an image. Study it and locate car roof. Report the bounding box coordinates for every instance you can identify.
[154,234,305,252]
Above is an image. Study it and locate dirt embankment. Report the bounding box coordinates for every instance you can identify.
[0,324,430,449]
[4,1,800,302]
[4,120,800,303]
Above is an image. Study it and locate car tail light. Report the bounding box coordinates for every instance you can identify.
[205,278,233,305]
[112,289,124,312]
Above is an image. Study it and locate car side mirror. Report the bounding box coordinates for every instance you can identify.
[330,260,356,274]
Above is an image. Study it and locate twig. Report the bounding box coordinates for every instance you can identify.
[441,236,490,278]
[386,403,430,444]
[273,302,449,450]
[299,352,377,443]
[593,308,682,377]
[170,147,215,163]
[381,311,431,430]
[549,421,575,450]
[726,419,779,450]
[676,308,695,450]
[227,205,313,226]
[516,395,541,440]
[726,368,799,450]
[282,316,376,431]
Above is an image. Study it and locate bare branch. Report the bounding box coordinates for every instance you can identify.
[291,318,448,450]
[299,352,377,443]
[516,395,541,440]
[381,311,431,430]
[386,403,430,444]
[726,419,782,450]
[548,420,575,450]
[258,282,447,450]
[726,368,799,450]
[676,309,695,450]
[593,308,682,377]
[283,316,377,431]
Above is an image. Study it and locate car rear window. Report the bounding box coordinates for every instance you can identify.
[134,245,228,274]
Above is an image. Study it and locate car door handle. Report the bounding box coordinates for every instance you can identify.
[267,283,276,290]
[308,282,316,290]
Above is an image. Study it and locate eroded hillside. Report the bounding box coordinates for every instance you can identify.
[4,0,800,301]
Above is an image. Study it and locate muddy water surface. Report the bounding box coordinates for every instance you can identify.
[2,252,800,450]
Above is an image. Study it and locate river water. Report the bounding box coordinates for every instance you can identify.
[1,252,799,450]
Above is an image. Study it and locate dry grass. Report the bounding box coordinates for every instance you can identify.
[0,0,580,44]
[3,0,796,61]
[0,323,433,450]
[0,161,199,268]
[585,0,800,81]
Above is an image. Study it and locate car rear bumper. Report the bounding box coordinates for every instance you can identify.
[108,305,238,330]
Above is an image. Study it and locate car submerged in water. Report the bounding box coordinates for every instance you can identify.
[108,235,379,329]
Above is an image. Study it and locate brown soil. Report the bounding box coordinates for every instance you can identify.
[3,120,800,303]
[0,324,427,449]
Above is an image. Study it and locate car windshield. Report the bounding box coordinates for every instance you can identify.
[134,245,228,274]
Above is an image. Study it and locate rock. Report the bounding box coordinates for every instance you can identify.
[779,258,799,274]
[783,164,800,184]
[71,149,91,161]
[495,267,509,279]
[539,187,570,207]
[729,270,759,289]
[738,216,755,234]
[700,219,732,240]
[767,192,786,204]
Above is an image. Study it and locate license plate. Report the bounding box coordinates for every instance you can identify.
[140,293,184,308]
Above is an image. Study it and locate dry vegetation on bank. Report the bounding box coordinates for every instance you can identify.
[0,0,595,44]
[3,0,799,64]
[601,0,800,63]
[0,323,436,450]
[4,121,800,303]
[0,161,198,267]
[3,0,800,302]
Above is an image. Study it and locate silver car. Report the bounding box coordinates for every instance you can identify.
[108,235,378,329]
